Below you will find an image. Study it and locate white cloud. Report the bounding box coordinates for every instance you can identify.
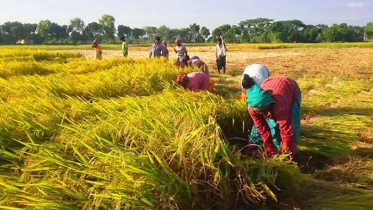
[347,2,371,8]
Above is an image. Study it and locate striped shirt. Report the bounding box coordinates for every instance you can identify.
[249,77,300,154]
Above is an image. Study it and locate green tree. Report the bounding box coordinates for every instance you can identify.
[321,24,349,42]
[347,26,364,42]
[99,14,116,42]
[365,22,373,39]
[239,18,273,42]
[200,27,210,42]
[177,28,193,42]
[224,25,241,43]
[268,20,305,43]
[144,26,157,40]
[132,28,144,39]
[37,20,52,41]
[189,23,200,42]
[50,23,68,42]
[212,24,231,43]
[1,22,36,43]
[69,18,85,33]
[24,23,37,36]
[303,25,321,43]
[83,22,103,41]
[117,25,132,37]
[239,28,250,43]
[156,25,172,41]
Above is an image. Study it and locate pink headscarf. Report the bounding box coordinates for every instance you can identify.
[176,74,185,85]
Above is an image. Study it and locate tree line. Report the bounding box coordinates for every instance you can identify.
[1,15,373,45]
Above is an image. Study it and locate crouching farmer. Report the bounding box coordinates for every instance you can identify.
[242,76,301,158]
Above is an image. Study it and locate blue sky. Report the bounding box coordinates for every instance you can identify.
[0,0,372,29]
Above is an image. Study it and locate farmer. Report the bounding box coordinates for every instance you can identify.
[240,64,270,101]
[187,56,209,76]
[176,72,211,92]
[120,36,128,57]
[215,37,227,74]
[242,76,301,158]
[172,38,189,67]
[187,57,215,92]
[149,37,165,58]
[91,39,103,60]
[162,41,169,59]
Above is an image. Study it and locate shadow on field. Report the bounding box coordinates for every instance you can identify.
[316,107,373,117]
[300,124,352,157]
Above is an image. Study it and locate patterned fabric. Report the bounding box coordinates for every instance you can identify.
[250,90,301,151]
[249,77,301,156]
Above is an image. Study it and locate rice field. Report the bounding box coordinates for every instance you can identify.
[0,45,372,209]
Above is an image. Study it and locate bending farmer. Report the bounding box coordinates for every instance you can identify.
[176,69,211,92]
[242,76,301,158]
[240,64,270,101]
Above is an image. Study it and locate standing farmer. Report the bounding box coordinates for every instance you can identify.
[172,38,189,67]
[120,36,128,57]
[92,39,103,60]
[149,37,165,58]
[242,76,301,158]
[215,37,227,74]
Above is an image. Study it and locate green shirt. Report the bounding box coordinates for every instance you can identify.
[122,42,128,56]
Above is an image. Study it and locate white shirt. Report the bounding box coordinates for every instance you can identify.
[215,44,227,58]
[242,64,270,86]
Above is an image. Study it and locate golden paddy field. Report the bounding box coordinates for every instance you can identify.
[0,44,372,209]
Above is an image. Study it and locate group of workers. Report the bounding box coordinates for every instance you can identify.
[92,36,228,73]
[177,62,301,159]
[91,37,301,159]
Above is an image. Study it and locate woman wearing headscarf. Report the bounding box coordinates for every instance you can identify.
[91,39,103,60]
[240,64,270,101]
[242,76,302,158]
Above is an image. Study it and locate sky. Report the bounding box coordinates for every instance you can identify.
[0,0,372,29]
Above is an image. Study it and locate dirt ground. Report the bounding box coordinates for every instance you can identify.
[76,47,373,79]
